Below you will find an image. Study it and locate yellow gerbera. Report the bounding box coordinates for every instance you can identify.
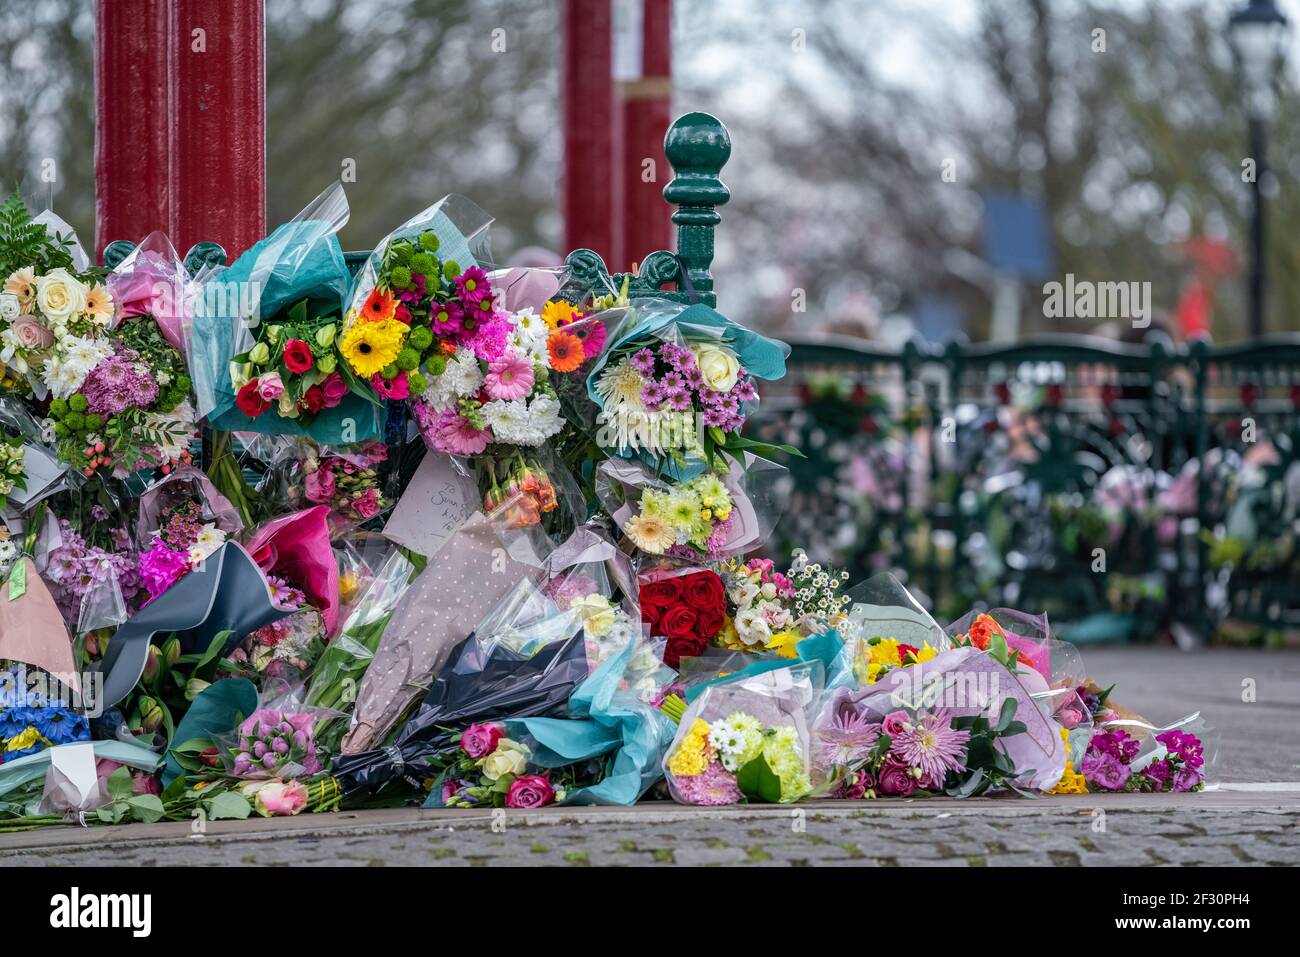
[340,317,406,377]
[541,299,578,330]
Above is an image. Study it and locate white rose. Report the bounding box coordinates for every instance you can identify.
[691,341,740,392]
[0,293,19,320]
[571,594,617,638]
[480,740,529,781]
[34,268,88,323]
[276,391,300,419]
[734,608,772,646]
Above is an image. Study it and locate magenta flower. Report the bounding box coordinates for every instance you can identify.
[455,266,491,305]
[1081,750,1131,791]
[1155,730,1204,769]
[877,757,919,797]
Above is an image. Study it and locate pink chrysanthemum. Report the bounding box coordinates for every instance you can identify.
[138,543,192,604]
[483,351,535,401]
[888,709,970,787]
[675,760,742,806]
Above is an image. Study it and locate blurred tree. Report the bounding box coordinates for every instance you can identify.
[679,0,1299,341]
[0,0,561,259]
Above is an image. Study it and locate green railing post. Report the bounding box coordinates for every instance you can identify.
[663,111,730,307]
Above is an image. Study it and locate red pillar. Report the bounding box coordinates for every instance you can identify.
[168,0,266,261]
[562,0,617,268]
[94,0,171,259]
[618,0,673,271]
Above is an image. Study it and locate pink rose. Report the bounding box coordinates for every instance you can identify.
[320,371,348,408]
[353,487,380,520]
[132,771,162,796]
[877,758,918,797]
[257,372,284,402]
[505,774,556,809]
[461,722,505,759]
[253,779,309,817]
[881,710,910,738]
[304,467,336,503]
[10,315,53,349]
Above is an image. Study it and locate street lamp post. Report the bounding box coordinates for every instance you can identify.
[1228,0,1289,339]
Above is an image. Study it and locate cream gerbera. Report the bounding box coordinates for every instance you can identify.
[624,512,676,554]
[84,283,114,323]
[3,267,36,310]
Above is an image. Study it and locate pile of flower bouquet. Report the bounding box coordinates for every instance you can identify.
[0,186,1210,829]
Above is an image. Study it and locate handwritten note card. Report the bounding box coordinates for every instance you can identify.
[382,453,477,558]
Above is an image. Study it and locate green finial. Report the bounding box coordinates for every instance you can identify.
[663,112,731,307]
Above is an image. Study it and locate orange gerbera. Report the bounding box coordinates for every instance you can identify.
[964,612,1004,651]
[361,287,398,322]
[547,330,584,372]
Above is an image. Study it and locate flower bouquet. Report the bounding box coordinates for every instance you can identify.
[664,662,819,805]
[191,182,382,443]
[0,189,102,397]
[585,298,792,477]
[214,684,335,781]
[637,563,728,668]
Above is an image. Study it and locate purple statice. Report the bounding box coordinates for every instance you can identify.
[1088,729,1141,763]
[1155,730,1204,769]
[888,709,971,787]
[1081,749,1131,791]
[674,760,742,806]
[81,346,159,416]
[630,348,656,376]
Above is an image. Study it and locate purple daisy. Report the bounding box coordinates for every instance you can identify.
[815,694,882,768]
[631,348,656,376]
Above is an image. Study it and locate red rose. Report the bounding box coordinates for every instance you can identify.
[682,571,725,612]
[283,338,314,375]
[640,604,661,630]
[664,634,708,669]
[236,380,269,417]
[659,605,698,640]
[640,578,682,609]
[695,607,725,641]
[300,384,325,414]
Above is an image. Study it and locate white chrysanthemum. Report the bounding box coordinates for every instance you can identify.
[480,398,529,442]
[422,348,483,411]
[43,360,85,399]
[594,358,646,412]
[188,522,226,564]
[524,393,564,440]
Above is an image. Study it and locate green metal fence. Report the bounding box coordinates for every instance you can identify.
[754,333,1300,644]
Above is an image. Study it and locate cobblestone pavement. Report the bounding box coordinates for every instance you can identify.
[1,793,1297,866]
[2,646,1297,866]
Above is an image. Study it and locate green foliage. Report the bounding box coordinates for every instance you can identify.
[0,188,75,277]
[735,753,783,803]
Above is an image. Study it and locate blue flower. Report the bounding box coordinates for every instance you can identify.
[34,707,89,745]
